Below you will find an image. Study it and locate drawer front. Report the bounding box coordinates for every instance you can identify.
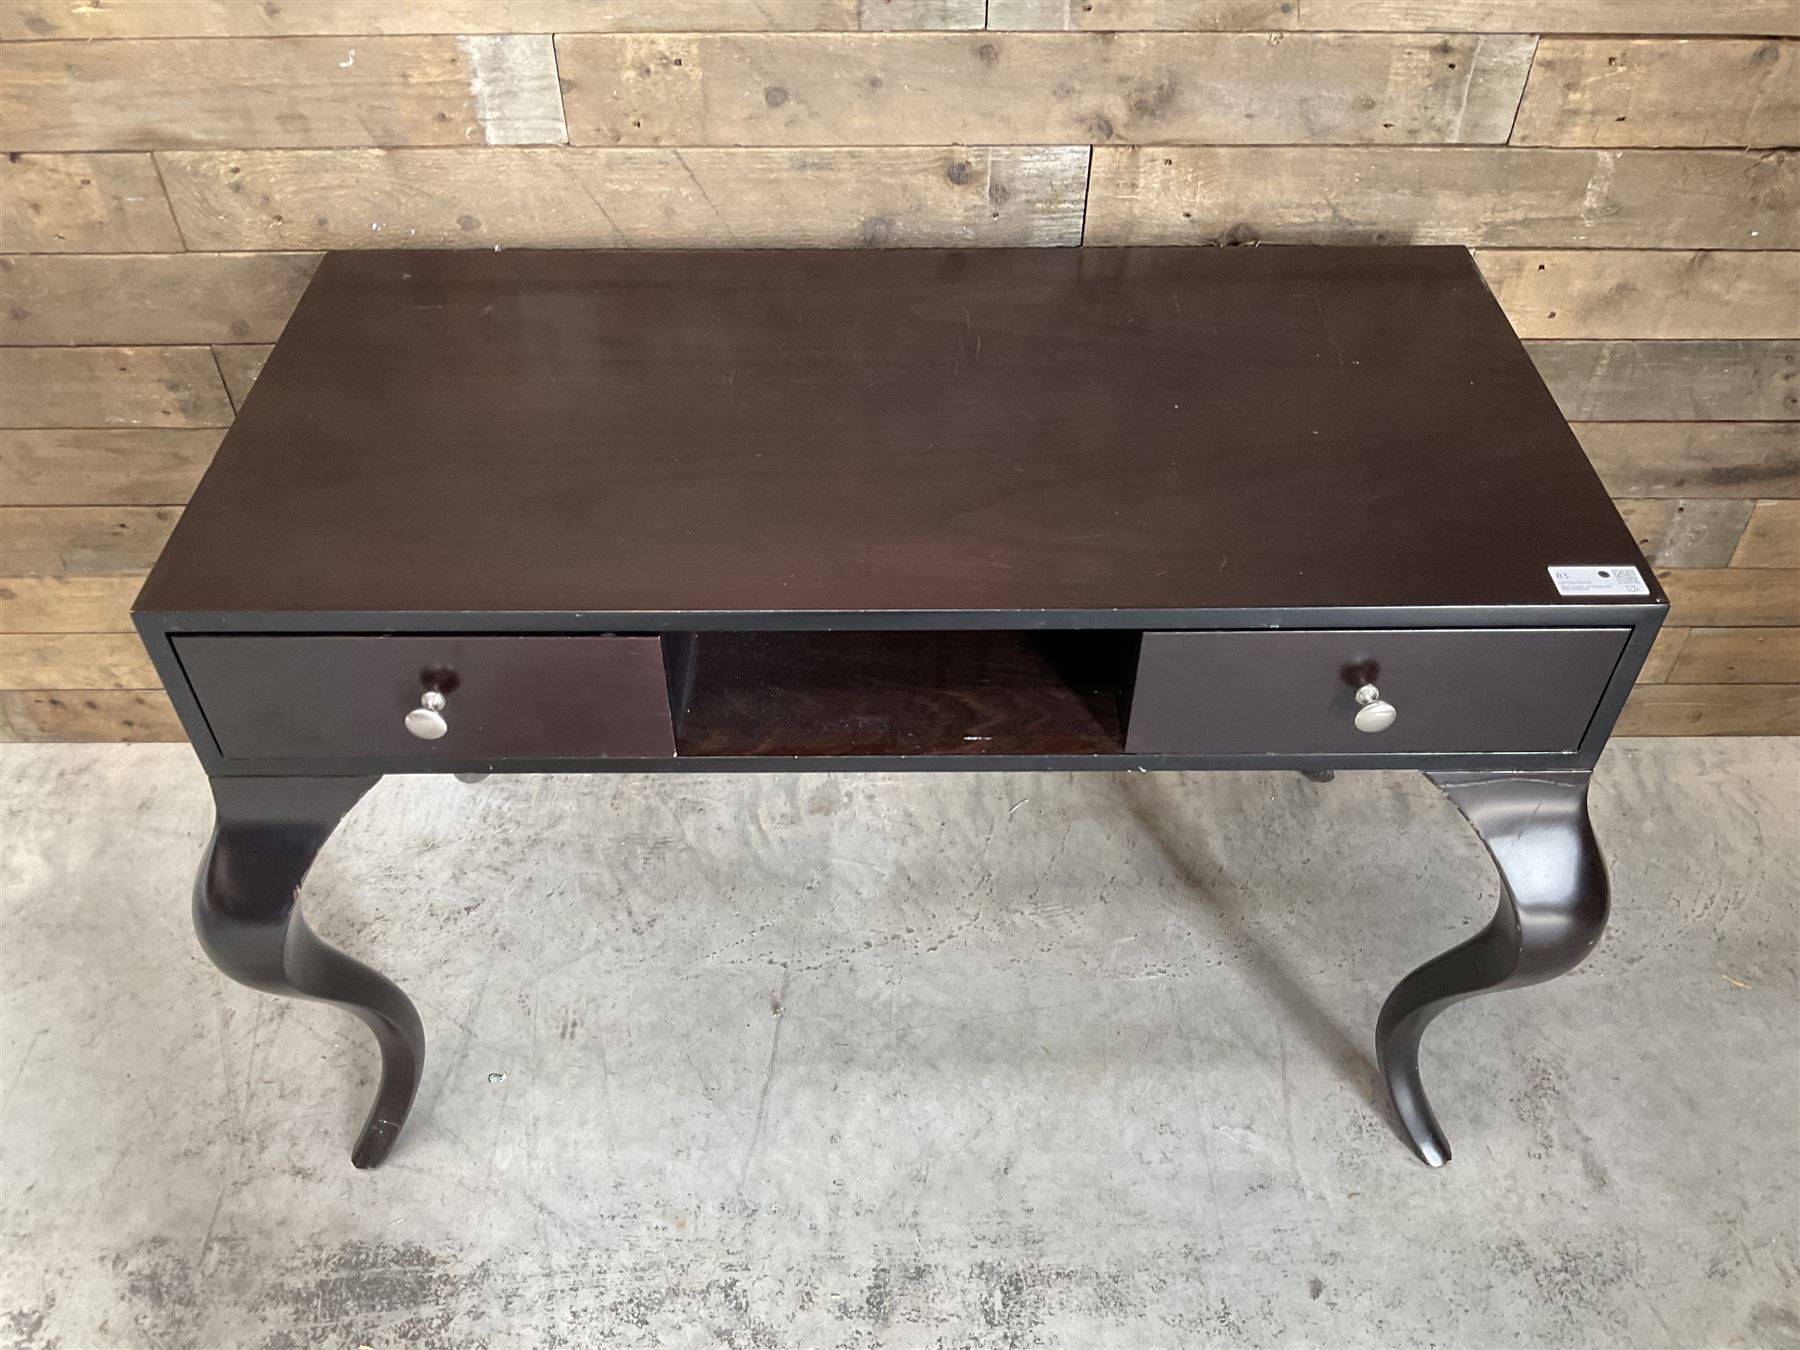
[1127,628,1629,755]
[175,635,675,762]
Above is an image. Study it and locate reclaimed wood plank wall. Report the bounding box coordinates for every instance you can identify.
[2,0,1796,740]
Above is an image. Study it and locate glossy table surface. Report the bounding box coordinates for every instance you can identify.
[135,246,1655,624]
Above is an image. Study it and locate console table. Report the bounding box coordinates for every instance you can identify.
[133,247,1663,1170]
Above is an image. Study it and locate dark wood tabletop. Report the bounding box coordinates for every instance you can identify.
[136,246,1651,623]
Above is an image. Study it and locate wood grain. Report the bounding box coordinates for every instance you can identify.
[0,1,985,39]
[557,31,1536,146]
[0,689,182,742]
[0,634,156,689]
[0,36,567,152]
[1613,499,1675,561]
[1732,500,1800,568]
[1614,682,1800,734]
[989,1,1293,27]
[0,254,319,346]
[1616,499,1755,568]
[1574,423,1800,498]
[674,630,1132,756]
[1475,251,1800,340]
[1513,39,1800,148]
[0,348,234,430]
[0,576,143,632]
[0,429,219,505]
[0,153,184,253]
[1636,624,1688,682]
[1084,147,1799,249]
[132,247,1648,620]
[212,346,274,410]
[1659,567,1800,626]
[4,4,1796,739]
[156,147,1092,250]
[988,0,1800,33]
[1668,627,1800,683]
[1528,341,1799,421]
[0,507,181,577]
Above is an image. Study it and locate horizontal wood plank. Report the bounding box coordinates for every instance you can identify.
[0,429,219,505]
[156,146,1092,250]
[1732,500,1800,568]
[1636,624,1688,682]
[1083,147,1798,248]
[1528,341,1799,421]
[0,576,143,633]
[1668,627,1800,683]
[557,31,1535,146]
[0,507,181,577]
[989,0,1800,33]
[213,346,273,410]
[0,254,318,347]
[1612,499,1671,558]
[0,36,566,152]
[1475,251,1800,340]
[1659,567,1800,626]
[0,348,234,430]
[1616,498,1755,568]
[1615,681,1800,734]
[1512,39,1800,149]
[0,1,984,39]
[0,689,182,742]
[990,1,1292,27]
[1575,423,1800,498]
[0,634,156,689]
[0,153,185,253]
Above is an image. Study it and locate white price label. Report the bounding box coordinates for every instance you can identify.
[1548,565,1649,597]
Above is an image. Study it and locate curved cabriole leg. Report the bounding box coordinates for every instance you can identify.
[1377,771,1609,1167]
[196,775,423,1168]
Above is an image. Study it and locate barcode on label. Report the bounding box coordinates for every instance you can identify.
[1549,565,1649,597]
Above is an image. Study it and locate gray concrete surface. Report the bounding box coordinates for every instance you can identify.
[0,740,1795,1349]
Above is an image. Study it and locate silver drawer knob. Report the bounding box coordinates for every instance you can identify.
[1354,683,1397,733]
[405,689,448,740]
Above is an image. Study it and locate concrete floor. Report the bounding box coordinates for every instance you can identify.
[0,741,1794,1349]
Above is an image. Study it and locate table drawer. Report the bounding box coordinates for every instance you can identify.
[1126,628,1629,755]
[175,635,675,762]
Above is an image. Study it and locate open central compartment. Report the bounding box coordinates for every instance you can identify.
[667,630,1141,758]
